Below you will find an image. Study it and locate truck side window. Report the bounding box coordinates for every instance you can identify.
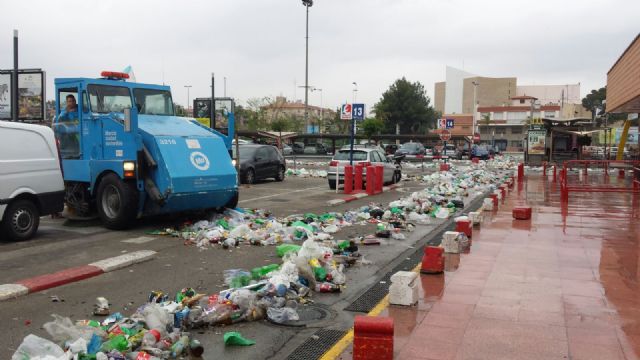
[54,89,81,159]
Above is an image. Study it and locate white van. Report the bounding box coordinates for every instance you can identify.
[0,121,65,241]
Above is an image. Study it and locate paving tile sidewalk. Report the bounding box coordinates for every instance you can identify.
[342,175,640,360]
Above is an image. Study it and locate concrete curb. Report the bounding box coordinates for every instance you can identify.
[0,250,156,301]
[327,184,401,206]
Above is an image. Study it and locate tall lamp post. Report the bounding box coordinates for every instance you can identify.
[184,85,192,116]
[302,0,313,133]
[471,81,479,137]
[352,82,358,103]
[312,87,323,133]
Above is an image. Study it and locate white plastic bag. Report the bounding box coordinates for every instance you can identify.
[322,224,339,234]
[12,334,66,360]
[229,224,251,239]
[408,212,430,225]
[298,239,323,260]
[43,314,96,344]
[435,208,450,219]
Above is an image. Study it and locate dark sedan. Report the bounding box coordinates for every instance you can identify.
[395,142,426,156]
[233,144,286,184]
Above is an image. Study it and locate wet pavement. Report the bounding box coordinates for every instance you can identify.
[341,173,640,360]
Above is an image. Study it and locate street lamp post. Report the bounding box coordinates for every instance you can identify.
[184,85,192,116]
[472,81,479,137]
[302,0,313,133]
[352,82,358,103]
[312,87,323,134]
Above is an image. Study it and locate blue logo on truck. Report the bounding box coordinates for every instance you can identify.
[190,151,210,171]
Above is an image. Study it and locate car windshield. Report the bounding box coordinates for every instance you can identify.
[87,85,132,113]
[232,146,257,160]
[334,150,368,161]
[400,143,418,150]
[133,89,175,116]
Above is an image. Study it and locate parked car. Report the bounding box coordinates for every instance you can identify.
[454,146,470,160]
[291,142,305,154]
[303,143,329,155]
[1,121,65,241]
[282,144,293,156]
[327,148,401,190]
[384,143,399,155]
[395,142,426,156]
[471,144,490,160]
[234,144,286,184]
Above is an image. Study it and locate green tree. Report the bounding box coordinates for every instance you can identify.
[582,87,607,113]
[361,117,385,140]
[373,77,437,134]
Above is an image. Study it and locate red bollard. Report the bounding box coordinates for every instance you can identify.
[366,166,375,195]
[553,165,557,182]
[518,163,524,181]
[542,162,547,178]
[344,165,353,194]
[354,163,364,191]
[375,165,384,194]
[353,316,394,360]
[509,175,515,188]
[489,193,499,209]
[619,169,625,178]
[455,219,472,238]
[499,184,507,200]
[420,246,444,274]
[440,163,450,171]
[472,157,479,164]
[512,206,532,220]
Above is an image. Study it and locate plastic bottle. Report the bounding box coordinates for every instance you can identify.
[142,329,162,347]
[314,282,341,293]
[170,335,189,358]
[251,264,280,279]
[189,339,204,357]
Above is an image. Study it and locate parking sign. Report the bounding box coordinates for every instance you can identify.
[352,103,365,121]
[341,104,352,120]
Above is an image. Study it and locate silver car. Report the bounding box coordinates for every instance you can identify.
[327,148,401,190]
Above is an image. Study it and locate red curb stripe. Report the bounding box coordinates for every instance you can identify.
[343,196,359,203]
[16,265,104,293]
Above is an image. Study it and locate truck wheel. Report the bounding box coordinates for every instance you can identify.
[275,166,285,182]
[96,173,138,230]
[1,199,40,241]
[244,169,255,185]
[225,191,239,209]
[328,179,336,190]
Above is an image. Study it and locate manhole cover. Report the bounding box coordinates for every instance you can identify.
[267,304,331,327]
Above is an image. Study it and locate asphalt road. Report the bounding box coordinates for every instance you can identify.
[0,165,479,359]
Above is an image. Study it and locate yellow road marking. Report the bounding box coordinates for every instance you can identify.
[319,263,423,359]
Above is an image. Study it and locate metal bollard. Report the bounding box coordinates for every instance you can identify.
[354,163,364,191]
[366,166,375,195]
[344,165,353,194]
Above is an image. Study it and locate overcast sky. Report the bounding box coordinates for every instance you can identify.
[1,0,638,111]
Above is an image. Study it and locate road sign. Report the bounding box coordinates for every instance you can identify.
[439,129,451,141]
[341,104,352,120]
[352,103,365,121]
[446,118,454,129]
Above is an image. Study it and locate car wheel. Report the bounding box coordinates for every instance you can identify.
[1,199,40,241]
[328,179,336,190]
[96,173,138,230]
[244,168,255,184]
[275,166,285,182]
[393,171,402,184]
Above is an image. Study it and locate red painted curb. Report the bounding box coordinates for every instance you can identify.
[343,196,359,203]
[16,265,104,293]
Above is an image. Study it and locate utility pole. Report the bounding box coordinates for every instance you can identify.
[12,29,18,121]
[352,82,358,103]
[302,0,313,133]
[184,85,192,116]
[224,77,227,97]
[472,81,479,137]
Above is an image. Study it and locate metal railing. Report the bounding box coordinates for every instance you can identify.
[560,160,640,201]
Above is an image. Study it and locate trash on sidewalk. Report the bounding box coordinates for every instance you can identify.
[223,331,256,346]
[93,297,110,316]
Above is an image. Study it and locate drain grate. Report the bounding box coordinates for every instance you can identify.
[344,195,487,313]
[286,329,347,360]
[267,304,331,327]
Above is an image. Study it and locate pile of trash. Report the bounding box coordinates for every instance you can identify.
[285,168,328,178]
[285,159,328,167]
[12,237,362,360]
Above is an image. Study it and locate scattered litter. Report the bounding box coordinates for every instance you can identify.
[93,297,110,316]
[223,331,256,346]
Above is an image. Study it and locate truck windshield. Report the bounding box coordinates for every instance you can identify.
[134,89,175,116]
[87,85,132,113]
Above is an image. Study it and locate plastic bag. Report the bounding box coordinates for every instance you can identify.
[12,334,66,360]
[435,207,450,219]
[322,224,339,234]
[223,331,255,346]
[298,239,323,260]
[43,314,97,343]
[229,224,251,239]
[276,244,301,257]
[408,212,430,225]
[223,269,251,288]
[267,307,300,324]
[391,232,406,240]
[229,289,257,311]
[142,303,171,333]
